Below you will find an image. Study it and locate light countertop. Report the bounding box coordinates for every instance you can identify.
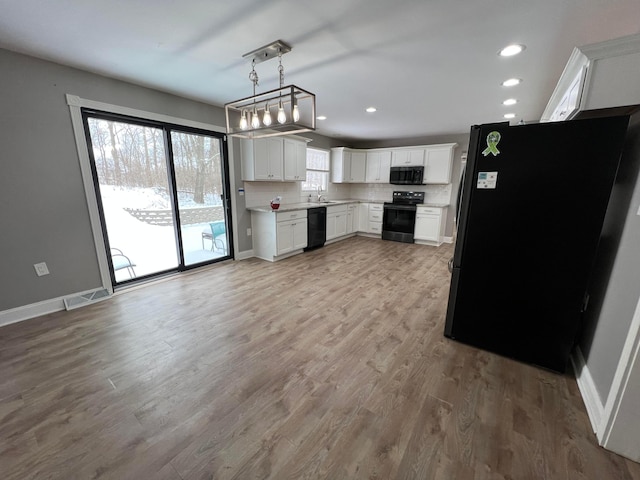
[248,199,448,213]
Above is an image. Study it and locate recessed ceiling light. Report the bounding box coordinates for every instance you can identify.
[499,44,526,57]
[316,115,327,120]
[502,98,517,106]
[504,113,516,119]
[366,107,377,113]
[502,78,522,87]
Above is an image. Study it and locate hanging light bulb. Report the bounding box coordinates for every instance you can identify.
[263,103,272,126]
[277,100,286,124]
[239,110,248,130]
[292,103,300,122]
[251,106,260,129]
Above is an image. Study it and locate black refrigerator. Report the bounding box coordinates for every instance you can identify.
[444,115,629,373]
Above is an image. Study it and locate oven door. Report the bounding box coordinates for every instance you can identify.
[382,204,417,243]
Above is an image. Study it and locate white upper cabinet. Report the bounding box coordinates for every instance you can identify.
[243,137,283,181]
[332,143,456,184]
[242,136,308,181]
[283,137,307,181]
[391,149,425,166]
[332,148,366,183]
[365,150,391,183]
[542,33,640,122]
[350,151,366,182]
[424,145,454,184]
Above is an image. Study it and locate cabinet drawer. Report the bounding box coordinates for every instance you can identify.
[369,211,383,222]
[369,222,382,234]
[276,210,308,222]
[417,207,442,215]
[327,204,347,214]
[369,203,383,212]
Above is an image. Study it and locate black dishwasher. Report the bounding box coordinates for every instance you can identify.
[304,206,326,251]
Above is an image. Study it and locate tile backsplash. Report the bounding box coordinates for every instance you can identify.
[244,181,452,208]
[349,184,452,204]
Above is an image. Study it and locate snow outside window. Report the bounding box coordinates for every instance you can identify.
[302,148,330,191]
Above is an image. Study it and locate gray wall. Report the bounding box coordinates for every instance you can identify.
[0,48,234,311]
[0,48,346,313]
[580,112,640,402]
[351,133,471,237]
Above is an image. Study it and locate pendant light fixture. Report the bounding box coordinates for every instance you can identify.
[225,40,316,138]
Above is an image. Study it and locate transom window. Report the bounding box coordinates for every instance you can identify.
[302,147,330,191]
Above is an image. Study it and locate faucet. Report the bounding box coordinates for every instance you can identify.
[316,185,326,203]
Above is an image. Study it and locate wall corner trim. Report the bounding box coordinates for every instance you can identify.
[235,249,255,261]
[571,346,605,441]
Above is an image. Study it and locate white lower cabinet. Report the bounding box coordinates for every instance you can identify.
[369,203,383,234]
[251,209,308,261]
[414,206,447,245]
[276,218,308,254]
[326,204,348,241]
[354,202,383,235]
[346,203,359,234]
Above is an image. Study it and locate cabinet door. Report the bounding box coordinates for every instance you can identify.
[283,138,307,181]
[391,149,425,166]
[346,204,358,234]
[414,214,440,241]
[424,146,452,184]
[292,219,308,250]
[378,151,391,183]
[350,151,366,182]
[276,222,293,254]
[326,213,337,240]
[358,203,369,232]
[364,151,390,183]
[342,151,352,183]
[267,138,284,180]
[296,141,307,179]
[335,213,347,237]
[253,139,271,180]
[365,152,380,183]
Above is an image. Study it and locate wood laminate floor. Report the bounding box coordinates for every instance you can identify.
[1,236,639,479]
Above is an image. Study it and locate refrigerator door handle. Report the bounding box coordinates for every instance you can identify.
[447,257,454,273]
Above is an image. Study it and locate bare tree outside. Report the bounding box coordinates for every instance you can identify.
[86,117,229,281]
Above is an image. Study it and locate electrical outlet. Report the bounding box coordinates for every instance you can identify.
[247,228,252,236]
[34,262,50,276]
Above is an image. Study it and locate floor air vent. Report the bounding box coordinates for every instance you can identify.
[63,288,111,310]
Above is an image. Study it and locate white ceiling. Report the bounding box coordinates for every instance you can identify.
[1,0,639,142]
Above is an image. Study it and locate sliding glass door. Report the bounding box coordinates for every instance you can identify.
[170,131,230,267]
[83,111,231,286]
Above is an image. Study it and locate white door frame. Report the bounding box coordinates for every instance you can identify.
[66,94,237,292]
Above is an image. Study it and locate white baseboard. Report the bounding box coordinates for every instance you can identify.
[0,287,111,328]
[0,296,66,328]
[571,346,605,440]
[443,236,454,244]
[235,249,255,260]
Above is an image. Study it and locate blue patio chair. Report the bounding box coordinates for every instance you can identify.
[201,221,227,254]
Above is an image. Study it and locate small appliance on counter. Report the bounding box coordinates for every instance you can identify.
[270,196,281,210]
[382,191,424,243]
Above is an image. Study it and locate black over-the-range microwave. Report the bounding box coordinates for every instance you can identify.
[389,165,424,185]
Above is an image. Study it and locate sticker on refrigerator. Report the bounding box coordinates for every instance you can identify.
[477,171,498,189]
[482,131,501,156]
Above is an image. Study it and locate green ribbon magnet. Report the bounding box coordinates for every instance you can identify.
[482,131,501,157]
